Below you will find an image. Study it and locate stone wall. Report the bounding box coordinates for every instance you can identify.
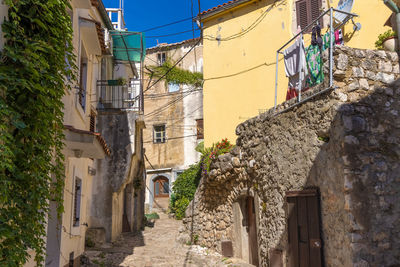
[183,46,400,267]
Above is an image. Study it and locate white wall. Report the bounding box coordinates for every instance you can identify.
[0,1,8,51]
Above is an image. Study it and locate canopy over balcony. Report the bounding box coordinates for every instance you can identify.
[110,31,146,62]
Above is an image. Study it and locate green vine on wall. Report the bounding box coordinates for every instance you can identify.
[147,60,203,87]
[0,0,75,266]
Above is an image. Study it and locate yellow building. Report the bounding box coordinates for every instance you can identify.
[200,0,391,146]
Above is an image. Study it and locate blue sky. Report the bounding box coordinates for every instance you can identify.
[102,0,225,48]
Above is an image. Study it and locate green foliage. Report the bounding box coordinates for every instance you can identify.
[174,197,190,220]
[375,29,397,50]
[0,0,75,266]
[200,138,234,175]
[170,164,201,219]
[145,212,160,220]
[147,60,203,87]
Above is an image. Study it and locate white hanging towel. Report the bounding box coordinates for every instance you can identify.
[283,35,308,88]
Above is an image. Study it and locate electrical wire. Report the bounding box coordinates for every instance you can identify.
[141,16,195,32]
[144,88,200,118]
[203,0,283,42]
[144,37,202,95]
[143,134,198,144]
[146,28,200,38]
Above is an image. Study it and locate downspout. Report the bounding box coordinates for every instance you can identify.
[384,0,400,49]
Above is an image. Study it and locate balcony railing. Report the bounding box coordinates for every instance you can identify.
[97,79,143,112]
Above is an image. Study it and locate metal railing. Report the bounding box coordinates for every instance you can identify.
[274,7,358,110]
[97,79,143,112]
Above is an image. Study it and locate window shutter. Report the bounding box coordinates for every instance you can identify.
[296,0,309,31]
[310,0,323,26]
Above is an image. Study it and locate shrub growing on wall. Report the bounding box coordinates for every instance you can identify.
[0,0,75,265]
[170,163,201,220]
[170,139,234,219]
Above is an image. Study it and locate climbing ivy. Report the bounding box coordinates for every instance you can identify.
[147,60,203,87]
[0,0,75,266]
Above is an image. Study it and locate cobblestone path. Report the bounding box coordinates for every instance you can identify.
[83,211,253,267]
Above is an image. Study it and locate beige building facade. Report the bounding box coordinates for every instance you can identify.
[143,39,203,211]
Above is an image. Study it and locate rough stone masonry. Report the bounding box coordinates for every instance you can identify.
[182,46,400,267]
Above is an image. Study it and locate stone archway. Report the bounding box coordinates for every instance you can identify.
[152,175,170,210]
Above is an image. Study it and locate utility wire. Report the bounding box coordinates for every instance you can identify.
[203,0,282,41]
[141,16,195,32]
[144,38,202,95]
[146,28,200,39]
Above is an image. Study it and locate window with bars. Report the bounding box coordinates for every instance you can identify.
[196,119,204,140]
[153,125,166,143]
[73,178,82,227]
[296,0,323,31]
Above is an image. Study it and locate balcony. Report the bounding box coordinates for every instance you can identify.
[97,79,143,112]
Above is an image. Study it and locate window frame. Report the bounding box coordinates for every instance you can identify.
[157,52,166,66]
[73,177,82,227]
[196,119,204,140]
[153,124,166,144]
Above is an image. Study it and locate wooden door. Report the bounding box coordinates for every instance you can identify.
[247,196,259,267]
[287,190,322,267]
[154,176,169,198]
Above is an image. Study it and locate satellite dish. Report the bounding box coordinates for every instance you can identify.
[334,0,355,23]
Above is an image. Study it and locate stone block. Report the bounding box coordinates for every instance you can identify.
[352,67,365,77]
[378,61,393,72]
[359,79,369,90]
[337,54,349,70]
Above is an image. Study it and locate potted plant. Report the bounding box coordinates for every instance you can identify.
[375,29,398,51]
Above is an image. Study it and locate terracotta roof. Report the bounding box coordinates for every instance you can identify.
[200,0,253,17]
[147,37,202,53]
[64,125,111,156]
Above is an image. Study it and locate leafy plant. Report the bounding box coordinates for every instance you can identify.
[375,29,397,50]
[200,138,234,175]
[0,0,75,265]
[170,164,201,219]
[147,60,203,87]
[174,197,190,220]
[145,212,160,220]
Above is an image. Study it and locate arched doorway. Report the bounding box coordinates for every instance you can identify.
[153,176,170,209]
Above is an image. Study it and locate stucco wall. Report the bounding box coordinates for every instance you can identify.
[91,111,144,242]
[143,41,203,210]
[184,46,400,267]
[202,0,392,146]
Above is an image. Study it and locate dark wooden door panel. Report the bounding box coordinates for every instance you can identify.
[287,197,299,267]
[287,191,322,267]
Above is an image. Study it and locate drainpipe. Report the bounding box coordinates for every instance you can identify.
[384,0,400,49]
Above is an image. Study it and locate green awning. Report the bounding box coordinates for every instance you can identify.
[110,31,146,62]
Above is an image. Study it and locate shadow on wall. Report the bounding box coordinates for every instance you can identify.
[241,77,400,266]
[184,57,400,266]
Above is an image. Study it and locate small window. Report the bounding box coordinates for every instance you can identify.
[73,178,82,227]
[168,82,180,93]
[296,0,322,31]
[157,52,166,65]
[153,125,166,143]
[79,44,88,111]
[196,119,204,139]
[90,110,96,132]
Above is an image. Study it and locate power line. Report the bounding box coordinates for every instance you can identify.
[144,38,202,95]
[141,16,195,32]
[144,88,200,118]
[143,134,198,144]
[146,28,200,39]
[203,0,283,42]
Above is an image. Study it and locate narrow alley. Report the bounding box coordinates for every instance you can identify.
[82,210,252,267]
